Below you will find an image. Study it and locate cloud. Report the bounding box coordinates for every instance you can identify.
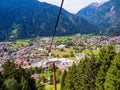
[39,0,109,13]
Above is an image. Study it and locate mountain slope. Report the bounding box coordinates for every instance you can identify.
[0,0,99,41]
[77,0,120,35]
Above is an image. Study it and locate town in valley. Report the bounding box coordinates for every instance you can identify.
[0,35,120,73]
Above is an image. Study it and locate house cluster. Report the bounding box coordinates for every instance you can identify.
[31,58,74,72]
[99,36,120,44]
[0,42,75,72]
[0,35,120,73]
[0,43,47,70]
[73,36,120,45]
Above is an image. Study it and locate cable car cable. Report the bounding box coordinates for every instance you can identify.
[49,0,64,55]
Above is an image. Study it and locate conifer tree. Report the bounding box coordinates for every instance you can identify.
[20,76,36,90]
[3,78,20,90]
[0,74,3,90]
[65,63,77,90]
[60,70,67,90]
[95,45,116,90]
[2,60,16,79]
[76,56,99,90]
[20,76,30,90]
[104,52,120,90]
[56,69,61,83]
[36,79,45,90]
[2,60,36,90]
[63,55,99,90]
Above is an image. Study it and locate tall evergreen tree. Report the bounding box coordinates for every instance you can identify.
[60,70,67,90]
[95,45,116,90]
[75,56,99,90]
[65,63,77,90]
[2,60,36,90]
[2,60,16,79]
[0,74,3,90]
[3,78,20,90]
[63,55,99,90]
[36,79,45,90]
[20,76,36,90]
[20,76,30,90]
[56,69,61,83]
[104,52,120,90]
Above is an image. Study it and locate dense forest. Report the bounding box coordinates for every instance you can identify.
[61,45,120,90]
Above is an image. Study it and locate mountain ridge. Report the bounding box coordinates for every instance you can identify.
[0,0,99,41]
[77,0,120,35]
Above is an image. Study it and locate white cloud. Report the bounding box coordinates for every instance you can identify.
[39,0,109,13]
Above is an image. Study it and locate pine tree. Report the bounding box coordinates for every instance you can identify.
[2,60,16,79]
[104,52,120,90]
[63,55,99,90]
[60,70,67,90]
[95,45,116,90]
[2,60,36,90]
[65,63,77,90]
[36,79,45,90]
[20,76,30,90]
[56,69,61,83]
[76,56,99,90]
[20,76,36,90]
[3,78,20,90]
[0,74,3,90]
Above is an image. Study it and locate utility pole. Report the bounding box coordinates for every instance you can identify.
[53,62,57,90]
[48,0,64,90]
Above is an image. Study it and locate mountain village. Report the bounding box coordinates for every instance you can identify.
[0,35,120,73]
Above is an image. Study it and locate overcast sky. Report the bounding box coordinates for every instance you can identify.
[38,0,109,13]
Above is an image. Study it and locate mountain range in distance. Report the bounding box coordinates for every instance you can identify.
[77,0,120,36]
[0,0,120,41]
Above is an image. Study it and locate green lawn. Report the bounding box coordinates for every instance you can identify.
[13,40,30,46]
[81,34,102,39]
[52,48,69,56]
[52,48,76,61]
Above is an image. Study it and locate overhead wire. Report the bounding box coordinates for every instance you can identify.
[48,0,64,56]
[47,1,64,90]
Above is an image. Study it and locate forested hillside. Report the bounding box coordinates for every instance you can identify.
[0,0,99,41]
